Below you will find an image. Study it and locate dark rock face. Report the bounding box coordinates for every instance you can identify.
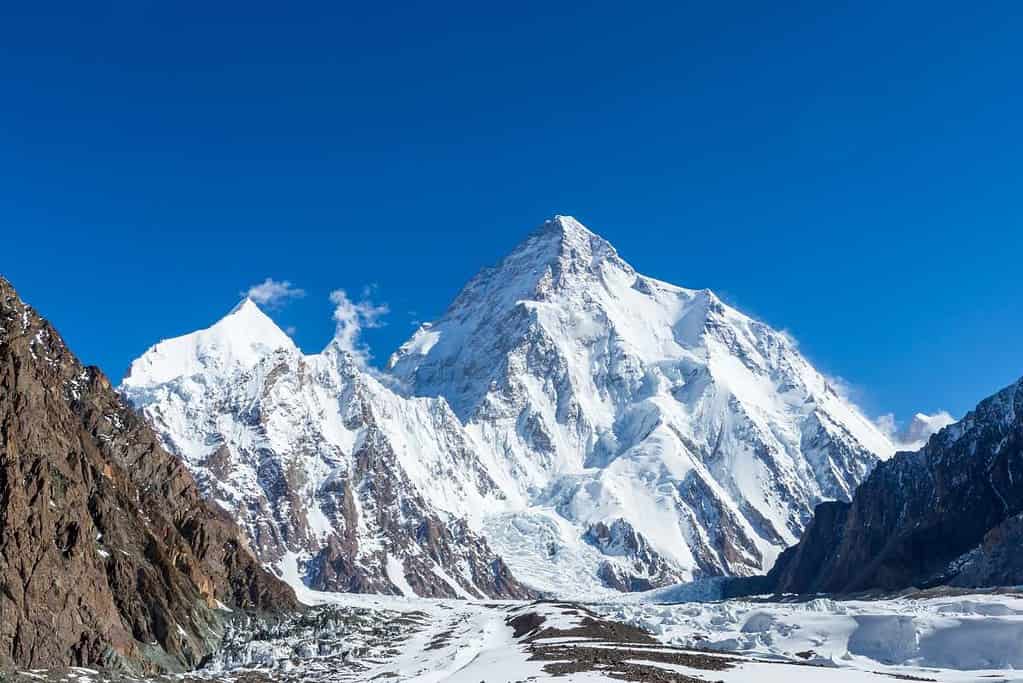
[948,512,1023,587]
[0,278,296,673]
[769,377,1023,594]
[584,519,685,591]
[304,423,535,599]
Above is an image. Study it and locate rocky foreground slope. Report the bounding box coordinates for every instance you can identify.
[769,375,1023,593]
[0,278,296,672]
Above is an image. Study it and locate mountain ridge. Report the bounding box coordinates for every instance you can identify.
[121,299,534,600]
[124,216,895,597]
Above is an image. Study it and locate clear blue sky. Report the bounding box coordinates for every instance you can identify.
[3,2,1021,425]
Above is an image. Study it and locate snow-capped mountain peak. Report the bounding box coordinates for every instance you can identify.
[535,214,624,268]
[124,215,896,599]
[122,296,295,389]
[389,215,895,593]
[501,214,630,295]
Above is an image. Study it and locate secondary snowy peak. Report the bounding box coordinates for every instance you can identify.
[122,297,295,389]
[390,215,895,593]
[120,299,532,601]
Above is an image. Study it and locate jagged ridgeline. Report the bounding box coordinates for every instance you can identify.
[0,278,296,672]
[123,216,896,597]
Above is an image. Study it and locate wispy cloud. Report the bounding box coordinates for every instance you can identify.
[824,374,861,405]
[776,328,800,348]
[243,278,306,309]
[329,286,389,366]
[876,411,956,451]
[825,373,956,451]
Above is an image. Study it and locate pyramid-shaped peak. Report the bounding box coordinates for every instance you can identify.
[227,295,261,315]
[543,214,594,237]
[121,296,295,389]
[433,216,636,323]
[212,296,293,345]
[536,215,606,247]
[513,215,628,275]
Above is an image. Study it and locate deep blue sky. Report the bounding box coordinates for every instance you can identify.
[3,2,1021,425]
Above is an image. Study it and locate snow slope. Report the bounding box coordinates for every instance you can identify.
[390,215,895,592]
[598,589,1023,678]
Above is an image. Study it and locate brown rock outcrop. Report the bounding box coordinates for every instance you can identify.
[0,277,296,673]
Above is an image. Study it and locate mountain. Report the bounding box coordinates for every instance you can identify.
[388,216,894,592]
[769,376,1023,594]
[0,277,295,673]
[121,300,532,599]
[123,216,894,597]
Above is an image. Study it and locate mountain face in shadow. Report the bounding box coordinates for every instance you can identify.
[769,376,1023,594]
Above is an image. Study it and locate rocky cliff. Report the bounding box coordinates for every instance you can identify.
[0,277,296,673]
[770,376,1023,594]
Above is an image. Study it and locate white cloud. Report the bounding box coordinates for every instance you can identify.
[329,287,389,365]
[875,411,956,452]
[825,374,861,404]
[777,329,800,348]
[875,413,899,438]
[823,374,955,453]
[243,278,306,309]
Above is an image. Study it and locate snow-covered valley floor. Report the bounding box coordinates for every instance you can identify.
[8,588,1023,682]
[598,586,1023,681]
